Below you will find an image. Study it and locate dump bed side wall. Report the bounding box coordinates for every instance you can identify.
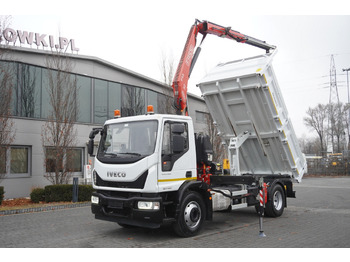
[198,54,307,182]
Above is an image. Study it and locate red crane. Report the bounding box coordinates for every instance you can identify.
[172,19,276,115]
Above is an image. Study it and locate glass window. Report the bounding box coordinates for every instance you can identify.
[98,120,158,163]
[45,147,82,173]
[161,122,189,171]
[162,122,171,155]
[121,85,145,117]
[121,84,134,117]
[10,147,29,174]
[33,66,42,118]
[0,146,31,177]
[94,79,108,124]
[157,93,175,114]
[135,87,145,115]
[108,82,121,119]
[76,75,91,123]
[19,64,41,118]
[46,148,63,173]
[41,68,52,119]
[146,90,158,113]
[0,61,17,116]
[161,122,189,154]
[66,148,83,172]
[43,67,78,121]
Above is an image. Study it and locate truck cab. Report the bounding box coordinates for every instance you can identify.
[89,112,210,233]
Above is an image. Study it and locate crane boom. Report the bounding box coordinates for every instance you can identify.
[172,19,276,115]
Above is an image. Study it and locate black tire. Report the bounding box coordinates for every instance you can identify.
[264,184,285,217]
[173,191,206,237]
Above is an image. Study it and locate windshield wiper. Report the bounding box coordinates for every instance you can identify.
[104,152,118,157]
[119,152,142,156]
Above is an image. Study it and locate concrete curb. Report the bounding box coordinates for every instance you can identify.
[0,202,91,216]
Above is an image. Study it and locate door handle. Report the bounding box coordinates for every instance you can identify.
[186,171,192,178]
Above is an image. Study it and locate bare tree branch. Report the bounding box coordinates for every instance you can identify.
[205,113,226,164]
[304,102,350,155]
[0,15,15,183]
[304,104,328,156]
[41,51,79,184]
[159,49,175,114]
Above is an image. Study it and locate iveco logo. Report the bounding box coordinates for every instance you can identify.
[107,171,126,178]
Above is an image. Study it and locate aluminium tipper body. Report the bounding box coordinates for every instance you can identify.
[198,53,307,182]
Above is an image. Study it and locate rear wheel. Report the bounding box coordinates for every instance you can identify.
[264,184,285,217]
[173,191,206,237]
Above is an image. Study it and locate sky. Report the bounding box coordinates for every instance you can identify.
[2,0,350,139]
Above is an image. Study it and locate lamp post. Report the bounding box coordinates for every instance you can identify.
[343,68,350,103]
[343,68,350,151]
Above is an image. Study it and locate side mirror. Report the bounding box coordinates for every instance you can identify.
[173,135,185,153]
[88,139,94,156]
[172,124,185,134]
[88,128,102,156]
[89,128,102,139]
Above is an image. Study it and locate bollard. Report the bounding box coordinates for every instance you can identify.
[72,177,79,203]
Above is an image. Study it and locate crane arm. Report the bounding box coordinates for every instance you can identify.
[172,19,276,115]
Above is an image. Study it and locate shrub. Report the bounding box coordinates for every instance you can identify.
[78,185,94,202]
[30,188,46,203]
[45,184,73,202]
[44,184,93,202]
[0,186,4,205]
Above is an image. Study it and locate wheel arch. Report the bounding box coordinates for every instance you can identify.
[175,180,213,221]
[266,179,287,207]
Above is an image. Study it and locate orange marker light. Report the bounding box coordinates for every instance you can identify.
[114,109,121,118]
[147,105,154,114]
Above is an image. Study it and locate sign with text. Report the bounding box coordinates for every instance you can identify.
[84,165,92,180]
[0,27,79,52]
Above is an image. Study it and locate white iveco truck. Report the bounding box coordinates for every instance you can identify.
[88,20,307,237]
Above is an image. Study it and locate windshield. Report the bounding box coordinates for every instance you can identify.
[97,120,158,163]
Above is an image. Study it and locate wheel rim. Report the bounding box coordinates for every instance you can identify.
[184,201,201,229]
[273,190,283,211]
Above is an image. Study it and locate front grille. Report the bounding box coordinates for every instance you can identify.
[96,170,148,189]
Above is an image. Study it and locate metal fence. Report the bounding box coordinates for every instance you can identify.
[306,155,350,176]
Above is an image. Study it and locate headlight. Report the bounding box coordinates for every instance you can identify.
[137,201,160,210]
[91,195,99,204]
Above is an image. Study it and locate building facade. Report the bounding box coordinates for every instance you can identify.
[0,46,210,199]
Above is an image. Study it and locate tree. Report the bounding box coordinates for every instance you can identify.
[0,15,15,183]
[20,64,37,117]
[121,85,145,116]
[304,102,350,155]
[159,48,176,114]
[0,15,12,45]
[299,135,322,155]
[41,51,79,184]
[329,102,350,153]
[160,48,175,87]
[205,113,226,163]
[304,104,328,156]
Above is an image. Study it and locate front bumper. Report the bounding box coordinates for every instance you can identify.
[91,192,165,229]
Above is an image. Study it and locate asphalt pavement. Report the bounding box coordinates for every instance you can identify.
[1,176,350,249]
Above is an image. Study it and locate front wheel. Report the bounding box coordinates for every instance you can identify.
[264,184,285,217]
[173,191,206,237]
